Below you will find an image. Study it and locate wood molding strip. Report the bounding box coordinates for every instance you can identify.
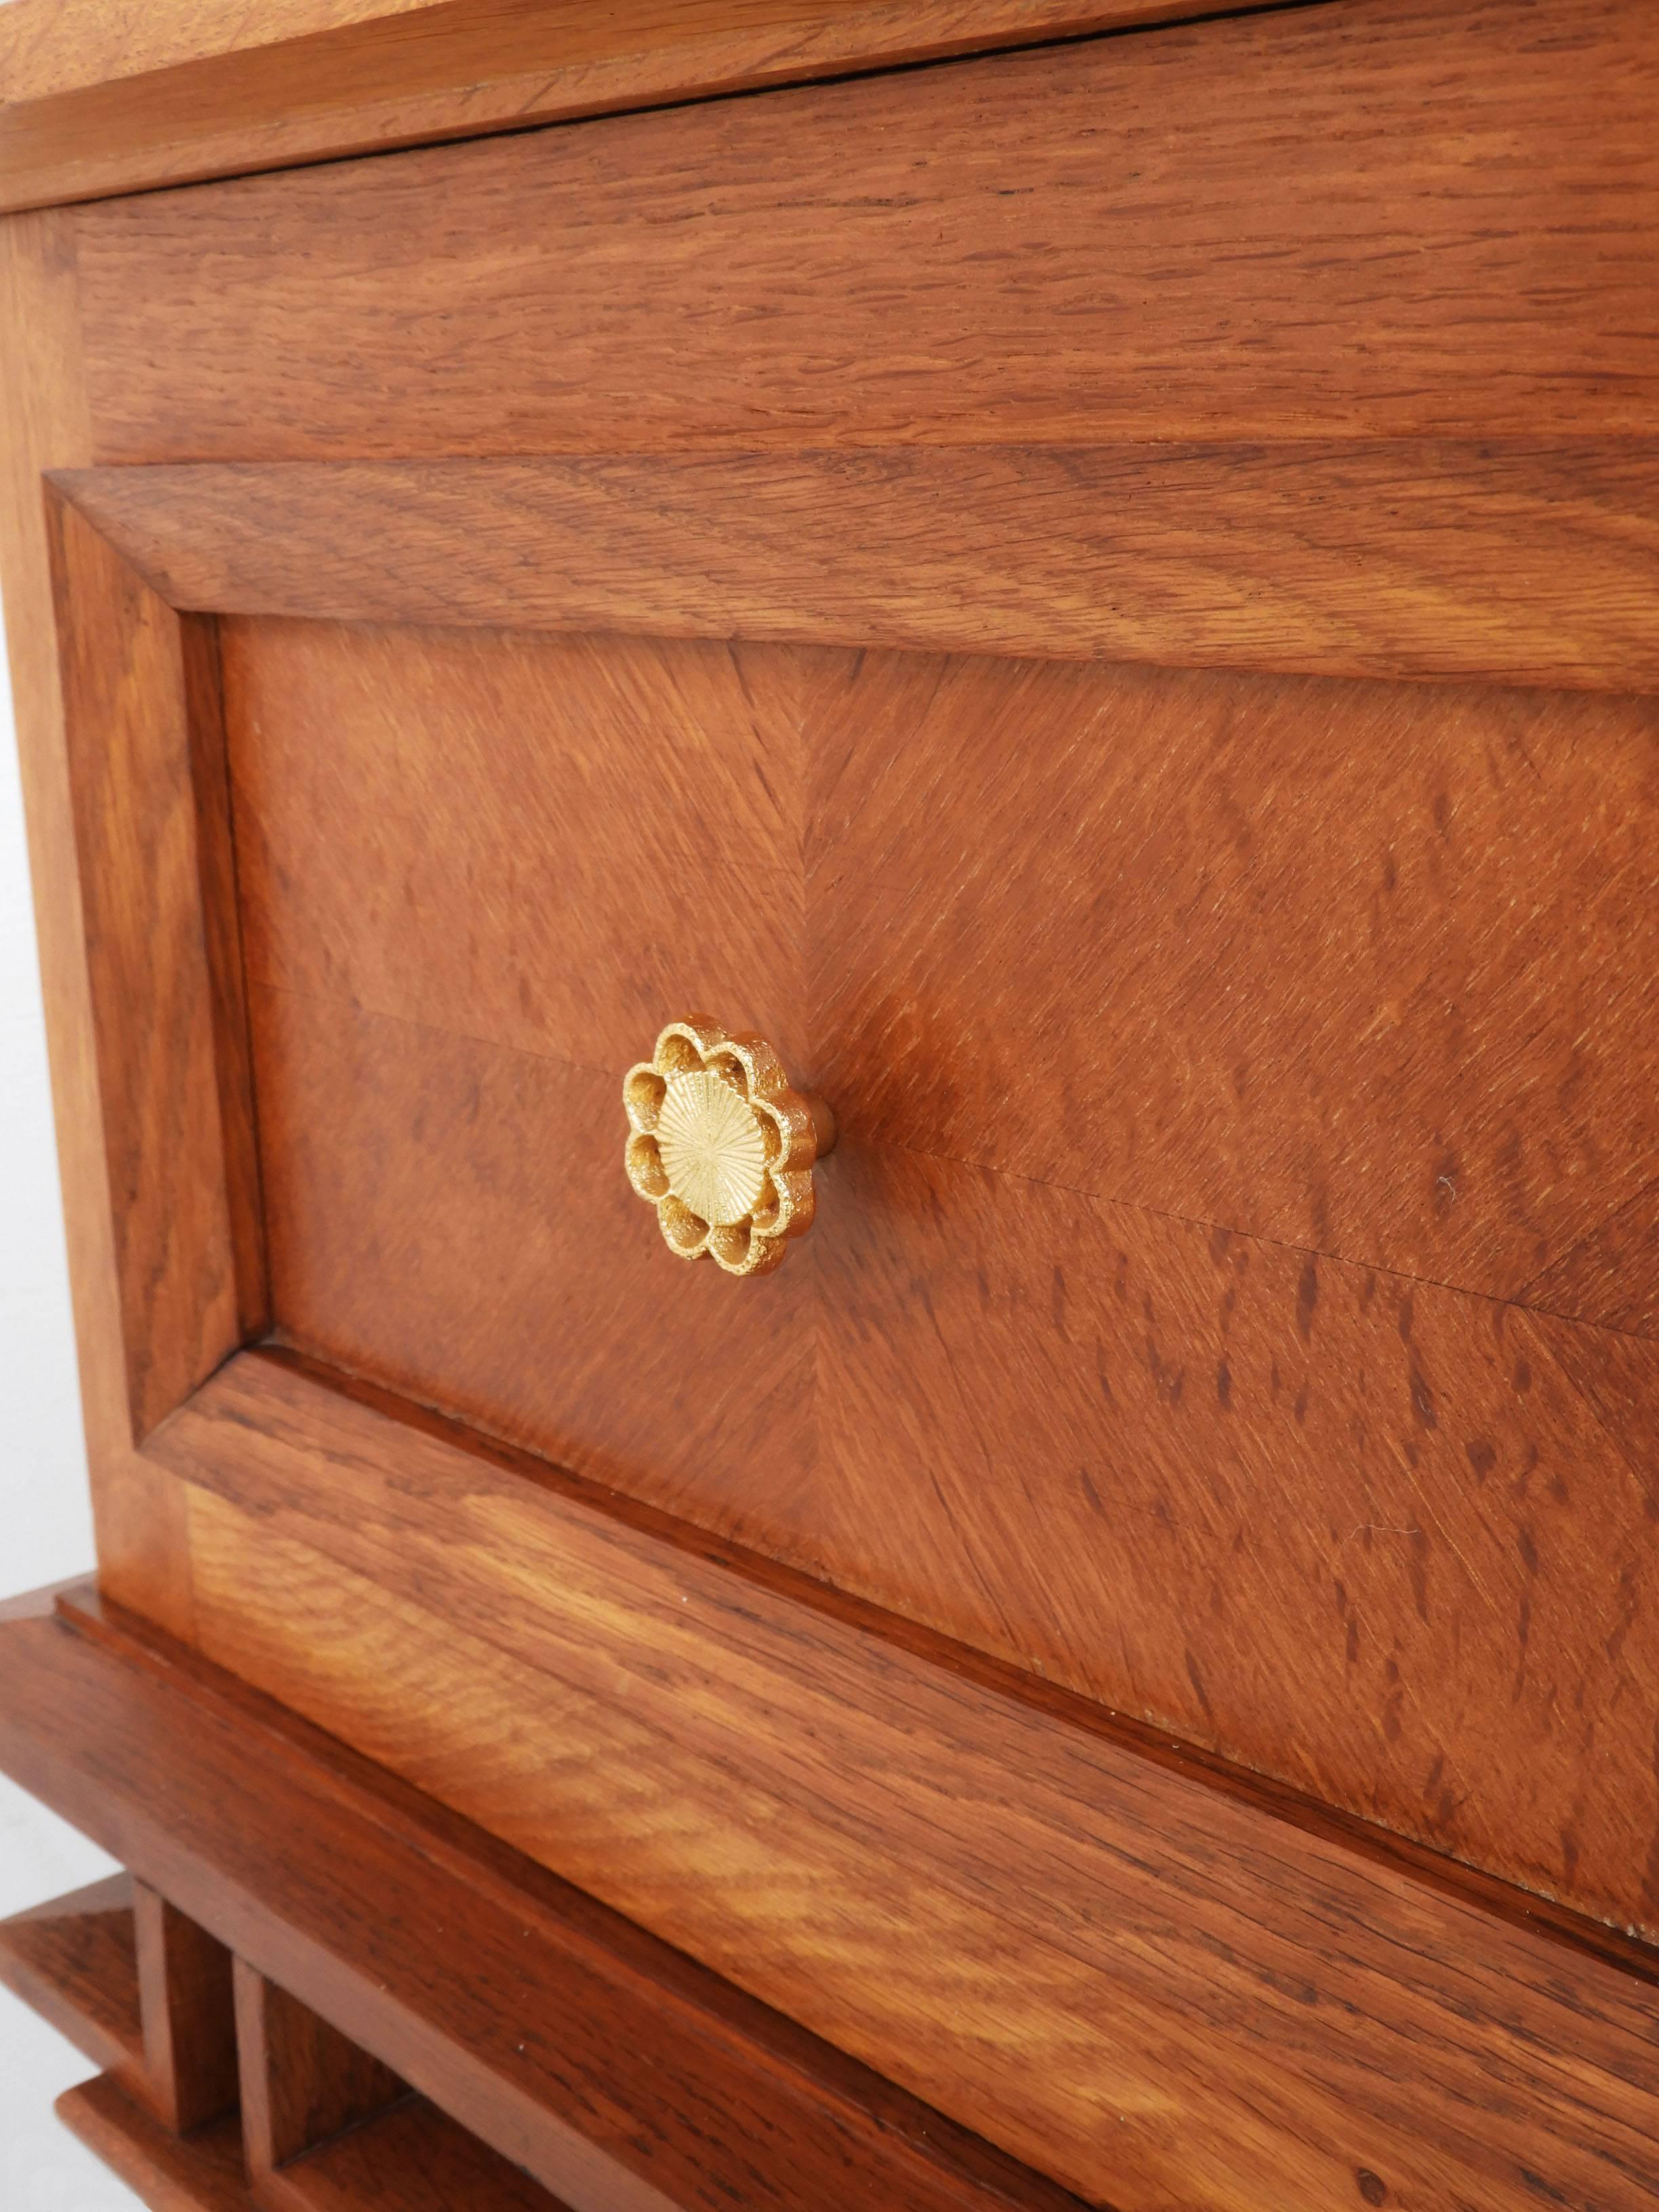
[54,446,1659,691]
[40,487,264,1443]
[0,1589,1084,2212]
[0,0,1296,218]
[0,214,200,1631]
[138,1347,1659,2212]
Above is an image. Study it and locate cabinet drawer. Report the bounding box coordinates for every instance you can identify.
[9,0,1659,2206]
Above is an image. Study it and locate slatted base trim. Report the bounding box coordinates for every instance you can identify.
[58,2076,248,2212]
[58,2069,579,2212]
[0,1587,1084,2212]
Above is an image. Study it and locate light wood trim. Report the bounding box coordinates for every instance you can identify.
[0,212,197,1631]
[54,445,1659,691]
[145,1347,1659,2212]
[42,487,266,1443]
[0,0,1287,218]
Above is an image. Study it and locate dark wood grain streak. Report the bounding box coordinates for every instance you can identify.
[140,1349,1659,2212]
[0,1594,1080,2212]
[41,488,263,1440]
[0,0,1288,218]
[68,0,1659,468]
[54,444,1659,691]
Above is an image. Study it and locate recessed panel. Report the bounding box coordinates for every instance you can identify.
[221,614,1659,1934]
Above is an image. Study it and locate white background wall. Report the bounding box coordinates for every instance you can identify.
[0,603,139,2203]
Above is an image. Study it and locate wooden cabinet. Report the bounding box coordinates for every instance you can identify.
[4,3,1659,2206]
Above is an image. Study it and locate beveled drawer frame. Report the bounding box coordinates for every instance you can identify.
[15,436,1659,2208]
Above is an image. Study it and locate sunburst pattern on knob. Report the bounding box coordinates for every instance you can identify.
[623,1017,836,1277]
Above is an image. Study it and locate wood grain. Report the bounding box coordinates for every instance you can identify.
[0,1595,1090,2212]
[0,1874,146,2097]
[136,1883,240,2136]
[68,0,1659,468]
[235,1961,406,2177]
[58,2076,249,2212]
[253,2091,575,2212]
[0,0,1280,219]
[52,443,1659,692]
[0,211,201,1628]
[211,615,1659,1927]
[42,489,264,1440]
[136,1351,1659,2212]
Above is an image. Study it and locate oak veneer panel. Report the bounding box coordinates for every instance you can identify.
[0,1873,146,2095]
[224,621,1659,1315]
[221,618,1659,1924]
[58,2077,249,2212]
[69,0,1659,466]
[0,213,195,1627]
[807,649,1659,1305]
[59,443,1659,693]
[245,987,819,1539]
[0,1599,1087,2212]
[219,622,808,1077]
[0,0,1275,218]
[143,1355,1659,2212]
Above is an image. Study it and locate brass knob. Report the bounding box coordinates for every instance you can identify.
[623,1017,836,1276]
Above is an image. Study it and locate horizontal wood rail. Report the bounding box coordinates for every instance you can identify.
[134,1346,1659,2212]
[56,447,1659,691]
[0,1581,1083,2212]
[0,0,1301,218]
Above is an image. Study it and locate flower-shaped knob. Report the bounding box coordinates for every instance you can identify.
[623,1017,836,1276]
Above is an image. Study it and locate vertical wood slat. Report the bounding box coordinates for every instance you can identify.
[233,1958,407,2184]
[0,208,200,1629]
[135,1881,241,2136]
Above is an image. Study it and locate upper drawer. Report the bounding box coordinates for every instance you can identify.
[18,3,1659,2205]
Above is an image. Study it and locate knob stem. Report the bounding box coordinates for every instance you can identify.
[806,1090,838,1159]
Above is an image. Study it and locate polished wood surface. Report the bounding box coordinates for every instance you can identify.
[0,215,196,1629]
[136,1882,240,2136]
[7,4,1659,2202]
[133,1351,1659,2212]
[43,489,264,1441]
[0,1593,1087,2212]
[0,0,1270,219]
[58,2072,580,2212]
[209,613,1659,1934]
[66,0,1659,469]
[248,2091,576,2212]
[234,1962,406,2178]
[56,443,1659,691]
[0,1872,145,2094]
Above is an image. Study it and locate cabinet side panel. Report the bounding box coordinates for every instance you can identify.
[0,208,197,1631]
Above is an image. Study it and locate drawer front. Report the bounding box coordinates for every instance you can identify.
[16,1,1659,2206]
[217,609,1659,1944]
